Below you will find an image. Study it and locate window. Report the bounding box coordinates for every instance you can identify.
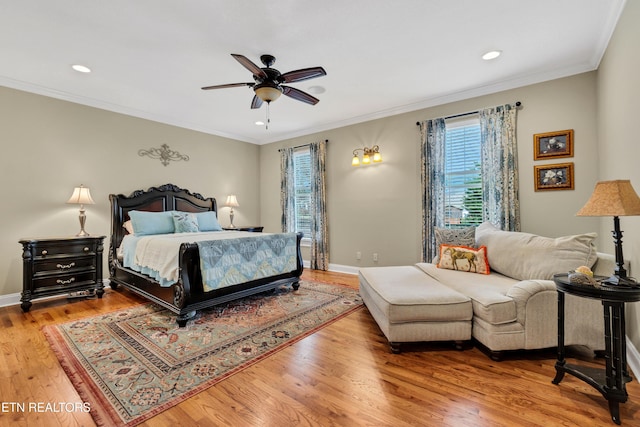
[443,116,483,228]
[293,147,312,239]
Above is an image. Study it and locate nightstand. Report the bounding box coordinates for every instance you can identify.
[222,226,264,232]
[19,236,105,312]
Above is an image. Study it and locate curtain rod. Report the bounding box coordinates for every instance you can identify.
[278,139,329,152]
[415,101,522,126]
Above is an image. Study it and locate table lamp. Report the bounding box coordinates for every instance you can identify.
[67,184,96,236]
[576,180,640,285]
[225,194,239,228]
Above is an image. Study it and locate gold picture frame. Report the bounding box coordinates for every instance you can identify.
[533,129,574,160]
[534,162,574,191]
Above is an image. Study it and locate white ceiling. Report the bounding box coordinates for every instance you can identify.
[0,0,626,145]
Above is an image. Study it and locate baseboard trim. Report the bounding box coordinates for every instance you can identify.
[0,292,20,308]
[302,261,359,275]
[0,279,112,308]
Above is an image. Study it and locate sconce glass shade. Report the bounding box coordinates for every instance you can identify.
[352,145,382,166]
[255,85,282,103]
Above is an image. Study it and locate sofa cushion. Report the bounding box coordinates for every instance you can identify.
[437,244,490,274]
[358,266,472,324]
[475,222,597,281]
[416,263,518,325]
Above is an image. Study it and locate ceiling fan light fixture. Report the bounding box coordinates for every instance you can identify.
[255,85,282,103]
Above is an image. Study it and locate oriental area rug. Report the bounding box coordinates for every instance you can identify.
[43,280,362,427]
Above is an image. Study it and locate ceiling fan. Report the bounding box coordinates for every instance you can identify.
[201,54,327,109]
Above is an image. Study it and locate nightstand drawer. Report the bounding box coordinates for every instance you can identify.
[33,271,97,292]
[32,241,97,258]
[34,256,96,275]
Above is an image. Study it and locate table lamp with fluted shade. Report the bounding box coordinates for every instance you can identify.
[67,185,95,236]
[576,180,640,285]
[225,194,239,229]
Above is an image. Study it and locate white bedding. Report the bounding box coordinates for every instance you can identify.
[120,231,260,286]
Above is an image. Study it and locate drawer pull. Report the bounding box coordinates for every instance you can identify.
[57,262,75,270]
[56,278,75,285]
[41,250,48,256]
[84,247,90,252]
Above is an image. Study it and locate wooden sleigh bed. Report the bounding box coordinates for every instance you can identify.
[108,184,304,326]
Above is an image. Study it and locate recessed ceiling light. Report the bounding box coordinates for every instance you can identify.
[255,121,265,126]
[307,85,326,94]
[482,50,502,61]
[71,64,91,73]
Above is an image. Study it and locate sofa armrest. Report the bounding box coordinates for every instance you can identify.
[506,280,556,325]
[506,279,604,350]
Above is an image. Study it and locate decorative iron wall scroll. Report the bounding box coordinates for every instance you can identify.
[138,144,189,166]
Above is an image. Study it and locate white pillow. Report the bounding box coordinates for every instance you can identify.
[475,222,597,280]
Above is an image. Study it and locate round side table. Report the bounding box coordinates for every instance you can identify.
[553,273,640,425]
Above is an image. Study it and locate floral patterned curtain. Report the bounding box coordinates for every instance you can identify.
[309,140,329,270]
[419,118,447,262]
[280,146,295,233]
[280,141,329,270]
[479,104,520,231]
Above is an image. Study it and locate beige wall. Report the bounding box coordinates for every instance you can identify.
[596,0,640,352]
[0,86,260,296]
[260,72,601,270]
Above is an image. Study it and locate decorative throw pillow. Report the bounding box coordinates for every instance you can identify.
[172,212,199,233]
[432,226,476,263]
[437,244,490,275]
[122,220,134,234]
[435,226,476,248]
[195,211,223,232]
[128,210,175,236]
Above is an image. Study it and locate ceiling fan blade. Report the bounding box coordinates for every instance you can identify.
[201,82,253,90]
[231,54,267,79]
[251,95,263,109]
[280,66,327,83]
[282,86,320,105]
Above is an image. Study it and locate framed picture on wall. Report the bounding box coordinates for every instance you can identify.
[533,129,574,160]
[534,162,574,191]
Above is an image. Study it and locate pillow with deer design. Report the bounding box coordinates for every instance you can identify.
[437,244,490,275]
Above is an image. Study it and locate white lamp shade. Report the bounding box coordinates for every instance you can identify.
[67,185,95,205]
[225,194,239,207]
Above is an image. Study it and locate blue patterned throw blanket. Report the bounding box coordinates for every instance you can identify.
[197,232,298,292]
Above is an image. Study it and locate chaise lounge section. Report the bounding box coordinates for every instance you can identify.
[359,222,607,359]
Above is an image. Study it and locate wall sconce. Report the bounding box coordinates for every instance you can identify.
[352,145,382,166]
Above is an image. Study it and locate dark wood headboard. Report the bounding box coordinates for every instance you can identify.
[108,184,217,270]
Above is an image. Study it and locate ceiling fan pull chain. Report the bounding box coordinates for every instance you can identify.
[266,101,270,130]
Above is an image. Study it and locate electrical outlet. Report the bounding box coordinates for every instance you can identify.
[356,251,362,260]
[373,253,378,262]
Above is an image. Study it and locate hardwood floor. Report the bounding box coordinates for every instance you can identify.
[1,270,639,426]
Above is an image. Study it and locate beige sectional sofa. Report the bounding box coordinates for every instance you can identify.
[359,222,607,359]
